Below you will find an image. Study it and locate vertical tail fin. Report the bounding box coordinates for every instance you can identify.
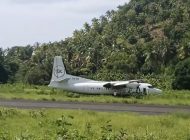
[51,56,68,82]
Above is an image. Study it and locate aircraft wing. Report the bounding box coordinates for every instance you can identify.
[103,80,142,89]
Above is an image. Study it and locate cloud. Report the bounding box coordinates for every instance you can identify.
[0,0,128,48]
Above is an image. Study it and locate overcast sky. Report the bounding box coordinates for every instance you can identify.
[0,0,128,48]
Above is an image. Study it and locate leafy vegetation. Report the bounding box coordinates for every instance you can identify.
[172,58,190,89]
[1,84,190,106]
[1,1,190,139]
[0,0,190,89]
[0,108,190,140]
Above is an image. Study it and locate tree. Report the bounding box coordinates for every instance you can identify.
[172,58,190,89]
[0,64,8,83]
[25,66,49,85]
[128,35,137,44]
[0,48,8,83]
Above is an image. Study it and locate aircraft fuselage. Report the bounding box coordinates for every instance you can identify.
[49,56,162,96]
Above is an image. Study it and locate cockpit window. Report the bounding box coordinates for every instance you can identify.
[148,86,154,88]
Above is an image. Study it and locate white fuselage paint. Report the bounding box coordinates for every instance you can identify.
[50,75,113,94]
[49,56,162,95]
[49,75,162,95]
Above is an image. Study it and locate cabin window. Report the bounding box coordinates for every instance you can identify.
[72,78,79,80]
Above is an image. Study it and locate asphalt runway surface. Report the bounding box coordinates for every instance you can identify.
[0,99,190,115]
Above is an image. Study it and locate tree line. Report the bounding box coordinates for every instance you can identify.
[1,0,190,89]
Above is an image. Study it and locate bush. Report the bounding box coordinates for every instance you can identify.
[25,67,50,85]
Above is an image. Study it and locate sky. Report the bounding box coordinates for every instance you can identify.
[0,0,128,48]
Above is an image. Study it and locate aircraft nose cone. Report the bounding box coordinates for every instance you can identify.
[148,88,162,94]
[154,88,162,94]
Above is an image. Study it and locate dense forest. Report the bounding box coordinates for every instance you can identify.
[1,0,190,90]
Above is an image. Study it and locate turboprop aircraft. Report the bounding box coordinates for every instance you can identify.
[49,56,162,96]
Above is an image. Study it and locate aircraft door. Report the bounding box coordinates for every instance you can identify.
[143,88,147,94]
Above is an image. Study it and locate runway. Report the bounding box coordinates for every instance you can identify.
[0,99,190,115]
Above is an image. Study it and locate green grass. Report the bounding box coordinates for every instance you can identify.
[1,84,190,106]
[0,108,190,139]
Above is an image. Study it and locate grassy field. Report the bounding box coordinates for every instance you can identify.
[0,84,190,106]
[0,108,190,139]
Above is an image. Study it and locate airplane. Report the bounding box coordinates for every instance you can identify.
[49,56,162,96]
